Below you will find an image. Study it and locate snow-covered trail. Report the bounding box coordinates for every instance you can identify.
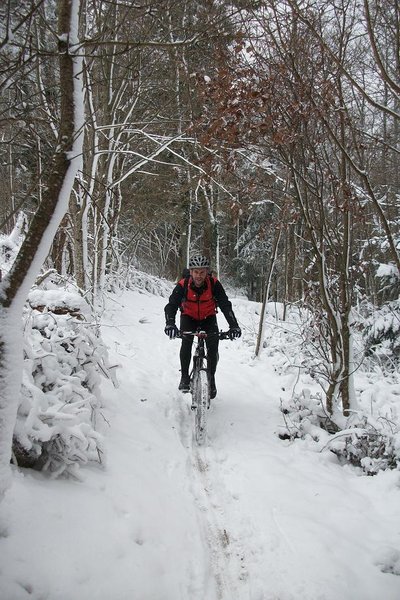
[1,288,399,600]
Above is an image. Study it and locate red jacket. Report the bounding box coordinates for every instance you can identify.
[165,275,238,328]
[179,276,217,321]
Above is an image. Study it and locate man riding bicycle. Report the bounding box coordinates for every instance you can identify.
[164,255,241,399]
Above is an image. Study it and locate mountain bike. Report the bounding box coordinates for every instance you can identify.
[178,329,231,445]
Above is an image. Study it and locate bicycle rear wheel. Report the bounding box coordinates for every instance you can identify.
[193,369,209,445]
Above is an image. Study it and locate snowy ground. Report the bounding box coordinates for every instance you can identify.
[1,288,400,600]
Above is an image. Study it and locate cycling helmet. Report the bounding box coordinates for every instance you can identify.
[188,254,210,269]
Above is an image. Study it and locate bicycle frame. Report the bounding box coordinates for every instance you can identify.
[191,331,208,389]
[178,329,230,444]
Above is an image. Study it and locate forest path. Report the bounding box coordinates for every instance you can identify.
[170,396,253,600]
[1,288,399,600]
[104,289,296,600]
[102,289,400,600]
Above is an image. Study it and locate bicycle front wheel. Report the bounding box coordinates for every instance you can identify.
[193,369,209,445]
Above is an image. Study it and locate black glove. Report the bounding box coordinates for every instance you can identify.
[165,324,179,339]
[229,326,241,340]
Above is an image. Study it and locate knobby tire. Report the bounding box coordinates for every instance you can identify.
[193,369,209,445]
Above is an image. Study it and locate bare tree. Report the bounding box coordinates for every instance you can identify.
[0,0,84,496]
[196,0,393,415]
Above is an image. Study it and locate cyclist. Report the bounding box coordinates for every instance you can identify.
[164,255,241,399]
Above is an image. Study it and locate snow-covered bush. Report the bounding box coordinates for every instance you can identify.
[279,388,400,475]
[326,416,400,475]
[279,390,339,441]
[118,266,174,297]
[13,287,114,478]
[364,300,400,371]
[1,217,116,477]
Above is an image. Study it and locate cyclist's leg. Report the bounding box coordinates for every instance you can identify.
[203,316,219,399]
[203,316,219,374]
[179,315,196,387]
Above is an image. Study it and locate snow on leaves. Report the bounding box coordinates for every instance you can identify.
[13,288,112,478]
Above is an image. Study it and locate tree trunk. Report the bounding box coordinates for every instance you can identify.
[255,225,282,358]
[0,0,84,498]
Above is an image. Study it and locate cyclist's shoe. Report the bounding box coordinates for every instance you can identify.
[178,375,190,393]
[210,375,217,399]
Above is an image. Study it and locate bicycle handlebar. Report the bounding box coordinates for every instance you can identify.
[177,330,231,340]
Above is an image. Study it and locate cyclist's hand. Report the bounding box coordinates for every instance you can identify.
[165,324,179,339]
[229,326,241,340]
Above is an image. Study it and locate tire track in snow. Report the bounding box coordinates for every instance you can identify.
[193,450,250,600]
[171,398,251,600]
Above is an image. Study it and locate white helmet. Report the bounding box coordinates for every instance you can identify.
[188,254,210,269]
